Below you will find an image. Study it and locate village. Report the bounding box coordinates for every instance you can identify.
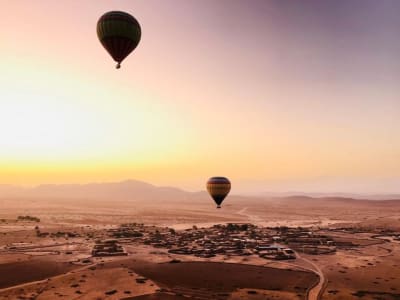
[5,215,395,262]
[4,215,394,262]
[96,223,345,260]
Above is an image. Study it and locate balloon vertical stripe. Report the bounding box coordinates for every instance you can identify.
[97,11,141,68]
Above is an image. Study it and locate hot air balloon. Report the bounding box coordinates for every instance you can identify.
[97,11,141,69]
[207,177,231,208]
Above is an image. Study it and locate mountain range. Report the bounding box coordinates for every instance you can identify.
[0,180,399,203]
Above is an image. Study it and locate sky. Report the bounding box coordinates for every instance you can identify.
[0,0,399,194]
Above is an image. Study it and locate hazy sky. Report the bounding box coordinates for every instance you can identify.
[0,0,399,193]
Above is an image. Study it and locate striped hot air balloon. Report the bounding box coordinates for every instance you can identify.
[207,177,231,208]
[97,11,141,69]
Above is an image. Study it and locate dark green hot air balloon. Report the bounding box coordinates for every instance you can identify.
[97,11,141,69]
[207,177,231,208]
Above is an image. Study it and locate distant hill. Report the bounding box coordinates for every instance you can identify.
[0,180,189,201]
[0,180,399,207]
[276,195,400,206]
[258,191,400,201]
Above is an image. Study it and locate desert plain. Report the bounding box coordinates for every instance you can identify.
[0,181,400,300]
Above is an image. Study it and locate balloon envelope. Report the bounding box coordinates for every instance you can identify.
[207,177,231,208]
[97,11,141,68]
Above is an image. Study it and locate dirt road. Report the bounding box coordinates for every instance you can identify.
[237,206,326,300]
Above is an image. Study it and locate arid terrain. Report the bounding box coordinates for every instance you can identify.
[0,181,400,299]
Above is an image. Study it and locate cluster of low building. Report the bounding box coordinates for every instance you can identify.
[105,223,376,260]
[35,226,81,239]
[108,223,300,260]
[108,223,144,239]
[91,239,127,257]
[17,215,40,222]
[277,228,337,255]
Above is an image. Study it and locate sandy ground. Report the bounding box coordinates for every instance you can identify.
[0,195,400,299]
[313,243,400,299]
[0,265,158,300]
